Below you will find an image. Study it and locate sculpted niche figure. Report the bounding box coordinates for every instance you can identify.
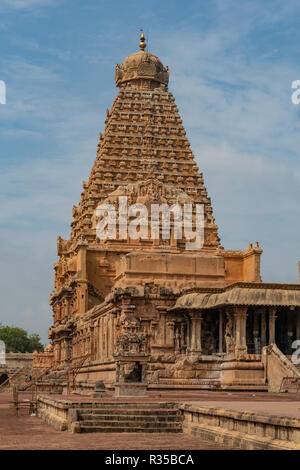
[225,313,235,354]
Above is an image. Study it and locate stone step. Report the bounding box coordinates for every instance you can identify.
[148,384,221,390]
[80,424,182,433]
[77,409,180,416]
[81,419,182,428]
[73,402,183,433]
[158,378,220,384]
[79,414,182,422]
[74,402,177,408]
[220,384,269,391]
[156,379,220,389]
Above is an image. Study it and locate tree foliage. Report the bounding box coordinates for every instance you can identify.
[0,324,44,353]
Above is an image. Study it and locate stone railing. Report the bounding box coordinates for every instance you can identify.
[262,343,300,392]
[180,403,300,450]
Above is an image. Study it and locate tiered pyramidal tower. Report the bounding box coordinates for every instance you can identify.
[49,35,264,387]
[69,33,220,248]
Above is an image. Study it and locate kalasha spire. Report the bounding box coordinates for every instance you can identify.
[139,30,147,52]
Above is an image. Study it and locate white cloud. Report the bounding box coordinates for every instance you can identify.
[1,0,55,10]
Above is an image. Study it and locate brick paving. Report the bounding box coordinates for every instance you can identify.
[0,393,232,450]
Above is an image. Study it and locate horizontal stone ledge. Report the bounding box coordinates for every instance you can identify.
[221,361,264,370]
[182,423,300,450]
[179,404,300,429]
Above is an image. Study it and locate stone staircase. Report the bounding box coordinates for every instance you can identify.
[263,344,300,392]
[73,402,183,433]
[0,367,32,392]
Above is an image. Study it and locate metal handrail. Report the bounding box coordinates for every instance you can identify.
[67,354,90,393]
[23,364,55,390]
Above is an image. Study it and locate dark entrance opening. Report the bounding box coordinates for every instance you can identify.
[0,373,8,385]
[124,362,142,382]
[201,310,219,354]
[276,307,297,355]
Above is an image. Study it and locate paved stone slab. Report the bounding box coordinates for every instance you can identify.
[187,400,300,419]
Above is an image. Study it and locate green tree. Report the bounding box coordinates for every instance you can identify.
[0,325,44,353]
[28,333,44,352]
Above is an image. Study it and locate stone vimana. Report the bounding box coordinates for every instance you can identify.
[37,33,300,393]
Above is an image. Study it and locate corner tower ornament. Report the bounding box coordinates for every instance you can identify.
[45,34,300,395]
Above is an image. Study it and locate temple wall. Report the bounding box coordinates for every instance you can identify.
[4,352,34,369]
[224,256,244,282]
[223,248,262,283]
[86,250,116,296]
[243,252,262,282]
[115,252,226,288]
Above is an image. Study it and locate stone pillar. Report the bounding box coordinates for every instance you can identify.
[106,315,110,359]
[185,315,191,352]
[94,320,99,360]
[90,325,95,360]
[287,309,294,354]
[260,308,267,348]
[156,306,168,345]
[219,310,223,353]
[180,322,186,353]
[75,238,89,315]
[105,317,108,360]
[100,317,103,362]
[253,311,260,354]
[189,311,202,357]
[233,307,248,356]
[253,311,259,338]
[166,321,175,348]
[224,310,235,355]
[111,310,118,358]
[268,307,277,345]
[174,324,181,353]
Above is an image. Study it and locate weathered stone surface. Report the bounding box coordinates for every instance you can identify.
[94,380,105,391]
[114,382,148,398]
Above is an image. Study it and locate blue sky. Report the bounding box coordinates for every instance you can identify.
[1,0,300,344]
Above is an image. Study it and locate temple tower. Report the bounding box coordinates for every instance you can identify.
[48,35,268,391]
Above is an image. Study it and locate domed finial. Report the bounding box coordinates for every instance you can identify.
[139,30,146,52]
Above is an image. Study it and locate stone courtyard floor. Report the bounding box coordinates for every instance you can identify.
[0,392,231,450]
[1,390,300,450]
